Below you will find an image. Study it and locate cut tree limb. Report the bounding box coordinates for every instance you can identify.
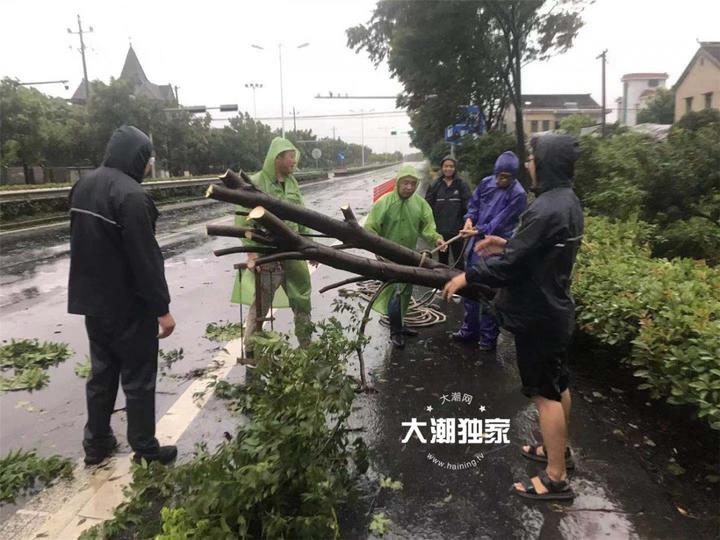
[208,206,492,302]
[207,173,445,270]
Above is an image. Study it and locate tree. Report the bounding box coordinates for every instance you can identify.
[346,1,587,177]
[482,0,587,180]
[559,113,595,136]
[675,108,720,131]
[347,1,509,156]
[456,131,516,184]
[636,88,675,124]
[0,79,49,182]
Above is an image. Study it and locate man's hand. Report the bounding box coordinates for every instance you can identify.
[442,273,467,300]
[473,235,507,255]
[436,238,448,252]
[246,252,259,271]
[158,313,176,339]
[460,219,478,238]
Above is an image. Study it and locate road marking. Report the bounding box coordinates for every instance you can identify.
[14,164,401,539]
[35,263,322,540]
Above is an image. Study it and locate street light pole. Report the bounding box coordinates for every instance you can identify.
[251,42,309,138]
[597,49,608,137]
[245,83,263,118]
[351,108,374,167]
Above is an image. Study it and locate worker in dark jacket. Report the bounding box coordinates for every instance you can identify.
[68,125,177,466]
[425,155,471,268]
[443,133,584,502]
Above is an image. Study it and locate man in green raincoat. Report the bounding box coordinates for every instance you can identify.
[364,164,445,349]
[231,137,313,357]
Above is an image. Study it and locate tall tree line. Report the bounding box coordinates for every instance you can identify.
[346,0,588,178]
[0,78,381,182]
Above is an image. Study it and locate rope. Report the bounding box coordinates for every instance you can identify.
[345,234,470,328]
[351,280,446,328]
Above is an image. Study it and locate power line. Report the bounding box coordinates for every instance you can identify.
[209,110,408,122]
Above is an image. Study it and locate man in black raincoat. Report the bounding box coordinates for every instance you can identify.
[69,125,177,466]
[443,133,584,501]
[424,155,471,268]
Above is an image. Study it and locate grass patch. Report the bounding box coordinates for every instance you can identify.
[0,339,72,392]
[0,450,74,503]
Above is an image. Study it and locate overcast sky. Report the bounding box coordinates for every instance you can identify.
[2,0,718,155]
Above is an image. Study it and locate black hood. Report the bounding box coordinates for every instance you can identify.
[532,133,580,194]
[102,125,153,183]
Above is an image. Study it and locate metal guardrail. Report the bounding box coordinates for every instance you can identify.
[0,163,400,204]
[0,177,219,203]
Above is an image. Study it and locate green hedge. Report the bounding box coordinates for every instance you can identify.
[573,216,720,429]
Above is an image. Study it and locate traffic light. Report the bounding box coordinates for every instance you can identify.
[219,104,239,112]
[390,130,397,135]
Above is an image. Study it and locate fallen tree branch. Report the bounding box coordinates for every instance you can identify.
[207,173,446,270]
[213,246,277,257]
[235,207,492,302]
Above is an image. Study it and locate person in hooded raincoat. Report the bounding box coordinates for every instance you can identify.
[443,133,584,502]
[231,137,312,356]
[424,155,471,268]
[69,125,177,466]
[364,164,445,349]
[453,151,527,350]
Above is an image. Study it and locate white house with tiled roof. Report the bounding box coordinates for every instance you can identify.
[616,73,669,126]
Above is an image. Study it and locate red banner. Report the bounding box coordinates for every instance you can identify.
[372,177,396,202]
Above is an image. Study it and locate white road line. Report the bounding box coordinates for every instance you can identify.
[34,263,321,540]
[20,164,400,539]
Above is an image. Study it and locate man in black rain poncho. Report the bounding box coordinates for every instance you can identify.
[68,125,177,466]
[443,133,584,501]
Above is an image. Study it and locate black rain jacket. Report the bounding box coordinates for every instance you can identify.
[465,134,584,339]
[68,125,170,319]
[425,172,471,237]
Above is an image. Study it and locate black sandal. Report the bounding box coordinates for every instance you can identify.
[512,470,575,501]
[521,444,575,470]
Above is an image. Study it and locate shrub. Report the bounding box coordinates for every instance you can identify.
[81,310,369,539]
[573,216,720,429]
[573,119,720,262]
[455,131,516,185]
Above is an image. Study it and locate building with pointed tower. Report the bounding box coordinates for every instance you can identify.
[70,45,175,104]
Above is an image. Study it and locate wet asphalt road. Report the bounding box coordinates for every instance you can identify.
[347,309,719,540]
[0,168,389,462]
[1,165,718,539]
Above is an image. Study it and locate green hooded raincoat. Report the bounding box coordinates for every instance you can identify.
[230,137,312,314]
[364,164,443,316]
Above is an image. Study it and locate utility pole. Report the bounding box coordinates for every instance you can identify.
[68,15,93,101]
[174,85,180,106]
[597,49,608,137]
[332,126,336,140]
[292,106,298,133]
